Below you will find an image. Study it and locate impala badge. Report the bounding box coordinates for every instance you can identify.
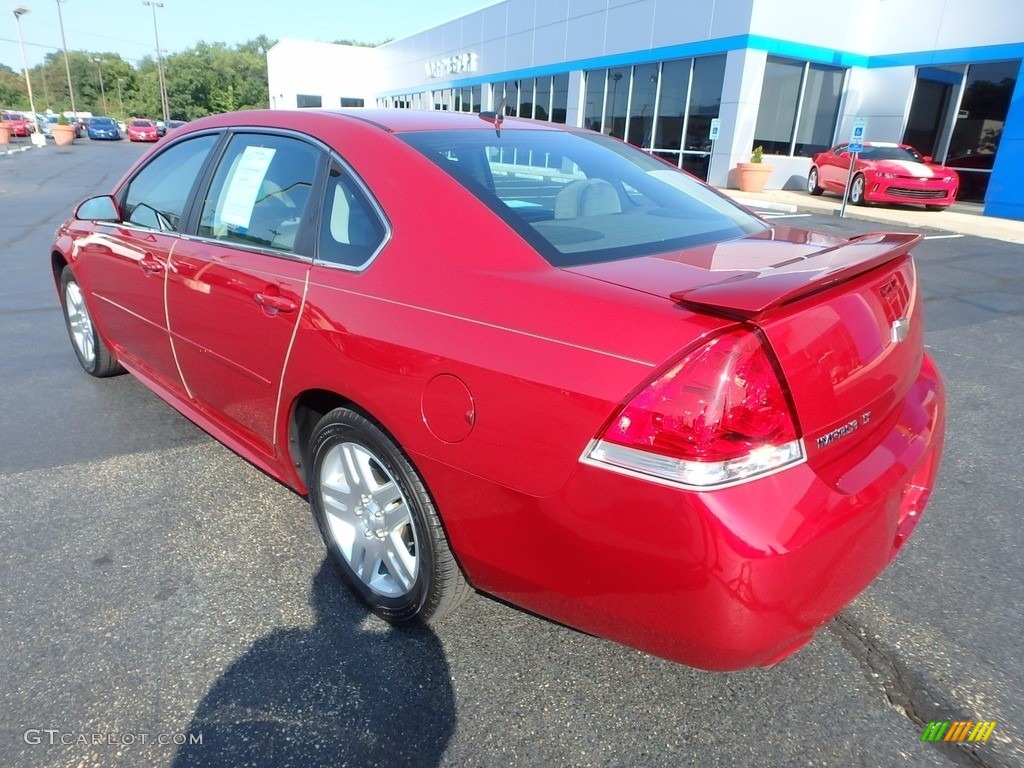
[890,317,910,343]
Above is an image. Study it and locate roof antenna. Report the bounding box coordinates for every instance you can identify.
[478,97,507,136]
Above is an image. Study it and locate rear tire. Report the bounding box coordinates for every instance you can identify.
[59,266,124,377]
[807,167,824,196]
[308,407,472,625]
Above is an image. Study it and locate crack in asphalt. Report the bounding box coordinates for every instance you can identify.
[830,614,1010,768]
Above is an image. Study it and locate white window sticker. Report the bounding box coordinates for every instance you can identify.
[219,146,277,232]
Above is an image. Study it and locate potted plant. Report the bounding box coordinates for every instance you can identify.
[735,145,773,193]
[52,113,76,146]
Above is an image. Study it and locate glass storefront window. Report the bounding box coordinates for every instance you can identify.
[605,67,630,139]
[945,59,1018,202]
[655,59,691,154]
[904,66,963,157]
[501,81,519,116]
[793,65,843,156]
[584,71,605,132]
[684,55,726,175]
[628,63,659,148]
[754,57,844,157]
[534,77,552,120]
[754,59,802,155]
[581,55,724,176]
[552,74,569,123]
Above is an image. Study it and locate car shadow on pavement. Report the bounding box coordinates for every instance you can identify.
[171,560,455,767]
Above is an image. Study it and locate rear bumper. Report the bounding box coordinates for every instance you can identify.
[434,353,945,670]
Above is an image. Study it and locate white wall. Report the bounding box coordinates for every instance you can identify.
[267,40,379,110]
[870,0,1024,54]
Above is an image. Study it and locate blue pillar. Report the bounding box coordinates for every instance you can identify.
[984,59,1024,221]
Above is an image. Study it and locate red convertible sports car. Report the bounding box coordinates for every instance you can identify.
[808,141,959,210]
[51,110,945,671]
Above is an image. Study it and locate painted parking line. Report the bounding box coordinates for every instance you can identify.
[760,213,814,219]
[922,234,965,240]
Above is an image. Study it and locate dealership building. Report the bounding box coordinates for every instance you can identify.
[267,0,1024,220]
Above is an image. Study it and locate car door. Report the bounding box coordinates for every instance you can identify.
[166,131,322,458]
[818,145,850,191]
[74,133,220,389]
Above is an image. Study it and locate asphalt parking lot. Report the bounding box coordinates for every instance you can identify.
[1,139,1021,768]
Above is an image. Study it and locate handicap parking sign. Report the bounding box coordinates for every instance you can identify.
[849,118,867,152]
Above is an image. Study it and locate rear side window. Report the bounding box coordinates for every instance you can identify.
[401,129,767,267]
[122,134,219,232]
[316,164,387,268]
[198,133,320,255]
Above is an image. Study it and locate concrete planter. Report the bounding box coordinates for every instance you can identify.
[52,124,76,146]
[0,125,10,145]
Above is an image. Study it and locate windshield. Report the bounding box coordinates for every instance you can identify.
[856,145,925,162]
[400,128,767,267]
[92,117,115,126]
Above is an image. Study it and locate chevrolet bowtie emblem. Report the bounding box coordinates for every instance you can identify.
[891,317,910,343]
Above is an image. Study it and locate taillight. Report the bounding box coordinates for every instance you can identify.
[584,328,805,489]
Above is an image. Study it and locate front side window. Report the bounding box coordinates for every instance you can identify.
[401,129,767,267]
[198,133,320,254]
[121,134,219,231]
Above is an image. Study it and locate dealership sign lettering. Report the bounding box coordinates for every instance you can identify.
[425,52,478,78]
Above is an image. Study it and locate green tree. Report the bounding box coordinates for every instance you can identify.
[164,40,271,120]
[0,63,24,108]
[3,35,275,121]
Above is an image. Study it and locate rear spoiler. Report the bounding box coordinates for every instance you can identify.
[671,232,921,319]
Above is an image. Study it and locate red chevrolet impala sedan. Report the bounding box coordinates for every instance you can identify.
[51,110,945,670]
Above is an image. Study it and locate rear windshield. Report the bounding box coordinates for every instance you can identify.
[399,128,767,267]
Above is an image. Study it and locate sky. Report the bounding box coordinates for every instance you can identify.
[1,0,500,71]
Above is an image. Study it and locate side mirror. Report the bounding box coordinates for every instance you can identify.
[75,195,120,222]
[922,155,933,164]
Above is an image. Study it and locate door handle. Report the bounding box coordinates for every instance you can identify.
[139,253,164,275]
[254,292,297,314]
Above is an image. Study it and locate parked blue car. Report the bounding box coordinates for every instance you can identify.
[87,116,121,141]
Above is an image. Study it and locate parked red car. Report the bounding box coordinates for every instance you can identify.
[51,110,945,670]
[808,141,959,210]
[126,118,159,142]
[1,110,32,137]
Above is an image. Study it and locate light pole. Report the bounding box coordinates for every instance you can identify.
[55,0,76,116]
[116,77,124,118]
[143,0,169,122]
[92,56,107,114]
[12,5,39,132]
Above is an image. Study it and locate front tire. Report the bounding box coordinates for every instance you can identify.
[59,266,123,377]
[807,167,824,196]
[849,174,867,205]
[308,408,472,624]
